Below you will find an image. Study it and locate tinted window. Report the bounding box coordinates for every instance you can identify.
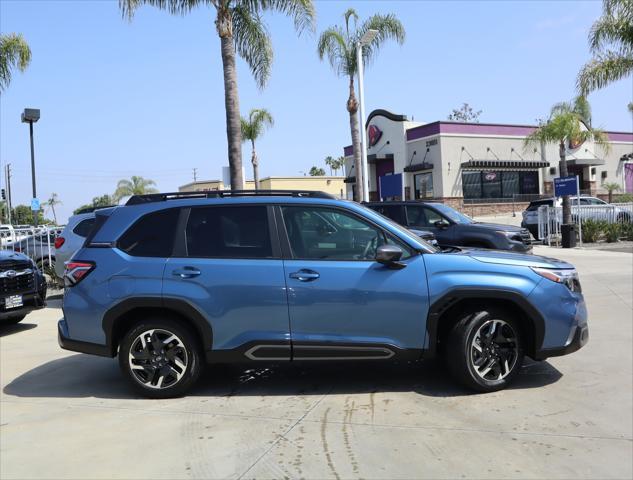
[371,205,405,224]
[72,218,96,238]
[186,206,272,259]
[282,206,390,260]
[119,209,179,257]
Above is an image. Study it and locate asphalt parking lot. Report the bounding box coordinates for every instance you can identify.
[1,246,631,479]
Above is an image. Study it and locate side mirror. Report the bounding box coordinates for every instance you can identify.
[375,244,405,269]
[434,220,449,229]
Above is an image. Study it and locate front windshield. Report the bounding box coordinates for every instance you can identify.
[356,203,439,253]
[432,203,474,224]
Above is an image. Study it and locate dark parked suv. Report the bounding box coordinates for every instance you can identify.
[1,250,47,324]
[366,201,532,252]
[59,191,587,398]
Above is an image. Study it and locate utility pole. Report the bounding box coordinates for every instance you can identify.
[5,164,12,225]
[193,168,198,182]
[21,108,40,226]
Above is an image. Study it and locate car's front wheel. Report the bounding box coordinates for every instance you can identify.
[446,308,524,392]
[119,317,202,398]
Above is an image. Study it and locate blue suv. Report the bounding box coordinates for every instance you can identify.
[58,191,588,398]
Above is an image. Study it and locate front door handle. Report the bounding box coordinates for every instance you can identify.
[172,267,201,279]
[289,269,320,282]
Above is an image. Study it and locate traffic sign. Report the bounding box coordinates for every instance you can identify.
[554,176,578,196]
[31,198,40,211]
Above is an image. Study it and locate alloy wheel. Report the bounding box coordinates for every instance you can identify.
[128,329,188,389]
[470,319,519,381]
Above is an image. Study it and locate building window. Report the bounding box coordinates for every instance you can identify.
[414,172,433,199]
[462,171,539,199]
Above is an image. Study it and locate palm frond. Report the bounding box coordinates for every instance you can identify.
[356,13,406,68]
[0,33,32,92]
[317,26,351,77]
[119,0,210,19]
[232,5,273,88]
[252,0,316,34]
[343,8,358,36]
[241,108,273,141]
[577,50,633,94]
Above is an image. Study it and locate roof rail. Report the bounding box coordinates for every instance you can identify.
[74,205,118,214]
[125,190,336,206]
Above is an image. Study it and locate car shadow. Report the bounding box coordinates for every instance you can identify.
[3,354,562,400]
[0,322,37,337]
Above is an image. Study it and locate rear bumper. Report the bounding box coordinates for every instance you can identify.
[58,318,113,357]
[534,323,589,360]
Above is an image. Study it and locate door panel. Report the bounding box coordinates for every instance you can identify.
[279,205,429,354]
[162,205,290,355]
[405,205,455,245]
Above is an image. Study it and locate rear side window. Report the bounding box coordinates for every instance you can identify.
[185,206,272,259]
[118,209,179,257]
[526,200,552,211]
[72,218,96,238]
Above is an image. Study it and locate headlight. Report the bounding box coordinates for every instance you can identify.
[497,231,522,241]
[531,267,582,293]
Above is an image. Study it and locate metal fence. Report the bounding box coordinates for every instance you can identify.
[537,203,633,245]
[0,226,63,271]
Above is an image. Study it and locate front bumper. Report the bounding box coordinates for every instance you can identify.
[535,323,589,360]
[0,291,46,320]
[58,318,112,357]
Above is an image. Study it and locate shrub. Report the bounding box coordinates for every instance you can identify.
[581,219,604,243]
[621,222,633,241]
[616,193,633,203]
[603,222,622,243]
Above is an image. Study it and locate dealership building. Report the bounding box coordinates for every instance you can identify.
[343,109,633,212]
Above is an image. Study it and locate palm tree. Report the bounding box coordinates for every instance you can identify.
[525,97,610,225]
[318,9,405,202]
[324,156,335,175]
[45,193,62,225]
[120,0,315,191]
[241,108,273,190]
[114,176,158,201]
[602,182,621,203]
[577,0,633,96]
[309,166,325,176]
[0,33,32,92]
[333,155,346,175]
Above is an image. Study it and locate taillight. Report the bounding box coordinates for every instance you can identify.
[54,237,65,249]
[64,261,95,287]
[13,246,21,252]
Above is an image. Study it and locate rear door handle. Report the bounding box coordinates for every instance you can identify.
[289,269,320,282]
[172,267,201,278]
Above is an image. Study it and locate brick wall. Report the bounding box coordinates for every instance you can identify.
[434,197,529,216]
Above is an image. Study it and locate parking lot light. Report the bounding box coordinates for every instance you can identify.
[21,108,40,226]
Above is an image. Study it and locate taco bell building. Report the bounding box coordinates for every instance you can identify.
[343,109,633,213]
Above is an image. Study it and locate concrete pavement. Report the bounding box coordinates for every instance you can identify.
[1,246,631,479]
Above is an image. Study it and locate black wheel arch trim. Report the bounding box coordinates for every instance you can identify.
[102,297,213,358]
[424,288,545,359]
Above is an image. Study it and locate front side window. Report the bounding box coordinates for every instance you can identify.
[282,206,400,260]
[372,205,405,225]
[185,206,272,259]
[119,209,179,257]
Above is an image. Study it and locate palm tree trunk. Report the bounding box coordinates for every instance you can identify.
[347,75,363,202]
[559,140,572,225]
[220,34,244,190]
[251,140,259,190]
[51,205,57,225]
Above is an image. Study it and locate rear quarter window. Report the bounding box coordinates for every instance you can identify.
[118,209,180,257]
[72,218,96,238]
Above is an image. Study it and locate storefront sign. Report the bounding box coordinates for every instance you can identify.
[554,176,578,196]
[368,125,383,147]
[425,139,438,147]
[380,173,402,199]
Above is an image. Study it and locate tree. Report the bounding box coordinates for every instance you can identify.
[309,166,326,176]
[318,9,405,201]
[0,33,31,92]
[577,0,633,98]
[44,193,62,225]
[602,181,621,203]
[324,155,345,175]
[525,97,610,225]
[11,205,52,225]
[241,108,273,190]
[73,194,117,215]
[447,103,482,122]
[120,0,315,191]
[324,156,335,175]
[114,176,158,201]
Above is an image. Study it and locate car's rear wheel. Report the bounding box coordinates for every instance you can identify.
[119,317,202,398]
[446,308,523,392]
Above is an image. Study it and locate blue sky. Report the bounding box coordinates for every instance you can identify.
[1,0,632,223]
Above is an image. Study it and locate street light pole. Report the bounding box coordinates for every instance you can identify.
[21,108,40,226]
[356,29,378,203]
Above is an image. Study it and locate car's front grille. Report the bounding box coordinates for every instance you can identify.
[0,260,32,272]
[0,270,35,295]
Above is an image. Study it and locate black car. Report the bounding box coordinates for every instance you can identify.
[365,201,532,252]
[0,250,47,324]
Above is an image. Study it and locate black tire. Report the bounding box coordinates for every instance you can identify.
[3,315,26,325]
[118,316,202,399]
[445,308,524,392]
